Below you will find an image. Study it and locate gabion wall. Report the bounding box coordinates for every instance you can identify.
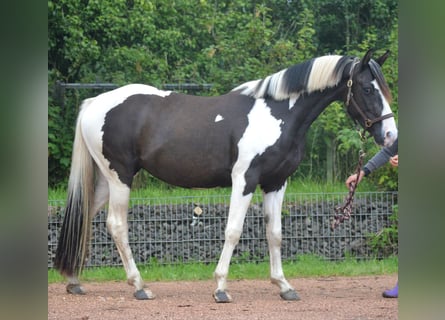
[48,192,397,268]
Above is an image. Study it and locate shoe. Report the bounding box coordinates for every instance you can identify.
[382,282,398,298]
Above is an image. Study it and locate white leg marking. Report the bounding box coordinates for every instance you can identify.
[214,176,253,294]
[263,183,294,293]
[91,169,109,214]
[106,181,149,295]
[67,275,80,285]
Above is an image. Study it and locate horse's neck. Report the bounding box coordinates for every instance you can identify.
[291,86,345,132]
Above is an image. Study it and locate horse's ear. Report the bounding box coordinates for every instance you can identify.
[375,50,390,66]
[359,49,374,70]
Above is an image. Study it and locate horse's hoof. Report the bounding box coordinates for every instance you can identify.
[213,290,232,303]
[66,284,86,295]
[134,289,155,300]
[280,289,300,301]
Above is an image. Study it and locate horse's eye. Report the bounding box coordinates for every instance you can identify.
[363,87,372,94]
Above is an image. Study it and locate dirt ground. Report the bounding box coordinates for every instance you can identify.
[48,275,397,320]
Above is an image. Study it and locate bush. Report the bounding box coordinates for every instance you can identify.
[367,204,398,257]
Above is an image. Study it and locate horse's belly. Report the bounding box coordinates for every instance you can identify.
[140,148,233,188]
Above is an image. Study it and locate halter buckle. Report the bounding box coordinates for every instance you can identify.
[347,79,353,88]
[365,119,373,128]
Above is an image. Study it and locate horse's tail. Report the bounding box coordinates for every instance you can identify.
[54,99,95,277]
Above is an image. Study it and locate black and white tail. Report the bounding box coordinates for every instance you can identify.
[54,100,95,277]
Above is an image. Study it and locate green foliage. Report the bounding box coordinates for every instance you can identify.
[48,102,75,186]
[367,205,398,257]
[313,0,398,53]
[48,0,398,189]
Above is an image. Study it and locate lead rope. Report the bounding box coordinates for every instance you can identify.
[331,130,367,230]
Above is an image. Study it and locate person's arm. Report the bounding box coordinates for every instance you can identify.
[362,139,397,176]
[345,138,398,187]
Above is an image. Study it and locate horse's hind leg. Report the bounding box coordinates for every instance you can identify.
[66,169,110,295]
[106,179,154,300]
[263,183,300,301]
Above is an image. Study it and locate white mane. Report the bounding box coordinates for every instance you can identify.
[233,55,346,101]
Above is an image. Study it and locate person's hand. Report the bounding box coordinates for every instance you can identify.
[345,170,365,189]
[389,155,398,167]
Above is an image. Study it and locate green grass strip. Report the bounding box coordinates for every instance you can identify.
[48,255,397,284]
[49,178,379,201]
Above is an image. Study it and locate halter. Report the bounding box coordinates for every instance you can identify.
[345,58,394,130]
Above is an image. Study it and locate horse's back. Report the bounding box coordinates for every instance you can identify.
[80,84,170,110]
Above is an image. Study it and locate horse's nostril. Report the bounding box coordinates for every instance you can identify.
[386,131,392,138]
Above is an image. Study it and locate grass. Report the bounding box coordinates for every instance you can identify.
[48,177,379,201]
[48,254,397,284]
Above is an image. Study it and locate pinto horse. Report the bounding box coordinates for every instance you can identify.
[54,49,397,302]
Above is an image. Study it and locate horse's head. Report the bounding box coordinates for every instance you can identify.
[345,49,398,147]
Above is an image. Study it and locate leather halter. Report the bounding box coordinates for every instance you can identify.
[345,59,394,129]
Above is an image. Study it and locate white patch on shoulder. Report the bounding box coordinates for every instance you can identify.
[215,114,224,122]
[231,99,283,186]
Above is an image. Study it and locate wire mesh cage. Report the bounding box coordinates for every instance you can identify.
[48,192,397,268]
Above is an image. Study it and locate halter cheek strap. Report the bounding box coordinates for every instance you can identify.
[345,59,394,129]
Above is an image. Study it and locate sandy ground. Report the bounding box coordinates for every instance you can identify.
[48,275,397,320]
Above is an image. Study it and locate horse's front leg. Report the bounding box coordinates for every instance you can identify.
[213,183,253,303]
[263,183,300,301]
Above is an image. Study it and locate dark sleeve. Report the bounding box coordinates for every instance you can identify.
[363,138,398,176]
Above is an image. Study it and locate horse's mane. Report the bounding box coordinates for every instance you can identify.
[233,55,358,101]
[369,59,392,104]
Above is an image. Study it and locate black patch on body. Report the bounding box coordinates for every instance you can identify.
[101,92,252,188]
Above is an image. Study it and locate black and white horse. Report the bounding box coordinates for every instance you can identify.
[55,50,397,302]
